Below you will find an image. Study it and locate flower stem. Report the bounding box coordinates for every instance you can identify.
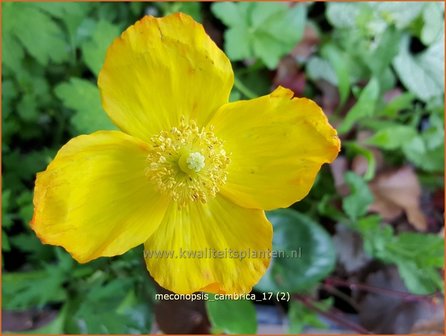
[322,283,360,311]
[324,278,436,303]
[233,76,257,99]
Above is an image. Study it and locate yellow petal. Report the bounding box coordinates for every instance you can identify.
[210,86,340,210]
[144,195,272,294]
[98,13,233,142]
[31,131,169,263]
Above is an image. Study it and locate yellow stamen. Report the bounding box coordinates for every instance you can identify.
[145,118,230,206]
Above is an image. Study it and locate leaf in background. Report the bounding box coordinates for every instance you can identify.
[369,2,424,29]
[327,2,425,33]
[321,44,351,106]
[212,2,306,69]
[393,36,444,102]
[55,78,116,134]
[389,232,444,295]
[379,92,415,118]
[32,2,93,50]
[367,27,402,75]
[357,216,444,295]
[17,95,39,123]
[306,57,338,86]
[206,298,257,334]
[402,113,444,172]
[158,1,202,21]
[2,230,11,252]
[3,267,67,309]
[3,2,68,65]
[367,125,417,150]
[3,32,25,71]
[2,190,14,229]
[403,137,444,173]
[343,172,374,222]
[288,300,328,334]
[225,25,253,60]
[369,166,427,231]
[256,209,335,293]
[68,278,151,333]
[326,3,364,29]
[338,78,380,134]
[421,2,444,45]
[81,20,121,76]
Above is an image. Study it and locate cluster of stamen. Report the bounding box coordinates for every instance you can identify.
[145,118,230,206]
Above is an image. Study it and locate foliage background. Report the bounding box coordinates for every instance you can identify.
[2,1,444,334]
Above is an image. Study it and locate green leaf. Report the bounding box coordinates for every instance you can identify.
[206,298,257,334]
[327,2,424,33]
[379,92,415,118]
[55,78,116,134]
[402,114,444,172]
[212,2,306,69]
[225,26,253,60]
[17,95,39,122]
[321,44,350,106]
[343,172,374,222]
[81,20,121,75]
[4,2,68,65]
[367,27,402,75]
[256,209,335,292]
[3,32,25,71]
[3,267,68,309]
[357,216,394,258]
[393,36,444,102]
[338,78,380,134]
[212,2,249,27]
[326,3,364,29]
[367,125,417,150]
[369,2,425,29]
[2,189,13,229]
[17,190,34,224]
[396,261,443,295]
[2,230,11,252]
[288,300,329,334]
[357,216,444,295]
[306,56,338,85]
[421,3,444,45]
[68,278,151,333]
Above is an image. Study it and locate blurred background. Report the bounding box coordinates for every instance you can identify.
[2,1,444,334]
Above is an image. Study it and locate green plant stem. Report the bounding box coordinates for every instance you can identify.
[322,284,360,311]
[325,278,437,303]
[234,76,257,99]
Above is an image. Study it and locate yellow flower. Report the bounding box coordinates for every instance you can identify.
[31,13,340,294]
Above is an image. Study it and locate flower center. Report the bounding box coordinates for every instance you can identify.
[145,118,230,206]
[179,151,205,174]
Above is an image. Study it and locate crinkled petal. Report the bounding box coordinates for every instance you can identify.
[144,195,272,294]
[31,131,169,263]
[210,86,340,210]
[98,13,234,142]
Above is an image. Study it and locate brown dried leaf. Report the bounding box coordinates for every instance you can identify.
[369,166,427,231]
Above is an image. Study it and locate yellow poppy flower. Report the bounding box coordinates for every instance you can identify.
[31,13,340,294]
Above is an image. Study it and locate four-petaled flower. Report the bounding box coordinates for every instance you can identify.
[31,13,340,294]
